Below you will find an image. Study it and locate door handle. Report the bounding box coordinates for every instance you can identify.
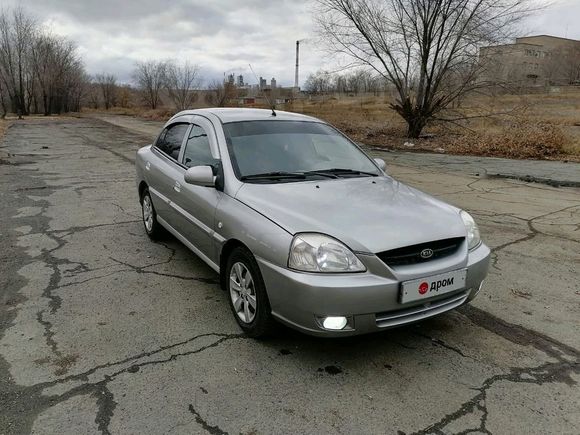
[173,181,181,193]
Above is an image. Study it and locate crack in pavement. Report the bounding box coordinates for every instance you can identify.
[1,119,224,434]
[1,332,245,435]
[47,219,142,236]
[35,213,92,357]
[485,204,580,270]
[412,332,470,359]
[73,131,135,164]
[408,305,580,434]
[411,359,577,435]
[110,201,141,219]
[188,404,229,435]
[108,256,220,285]
[487,172,580,188]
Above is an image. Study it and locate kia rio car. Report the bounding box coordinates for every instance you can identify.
[136,108,490,337]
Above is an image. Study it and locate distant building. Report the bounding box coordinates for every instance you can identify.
[237,74,244,87]
[479,35,580,86]
[227,73,235,85]
[259,77,267,90]
[270,78,277,89]
[239,97,256,105]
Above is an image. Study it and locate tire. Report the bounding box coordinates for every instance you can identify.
[141,188,164,240]
[226,246,276,338]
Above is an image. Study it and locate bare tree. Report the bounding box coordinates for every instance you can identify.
[86,82,100,109]
[59,62,86,113]
[0,80,7,118]
[165,61,201,110]
[117,85,133,108]
[95,73,117,110]
[206,79,236,107]
[0,7,87,116]
[0,7,36,118]
[316,0,537,138]
[304,70,334,95]
[133,60,167,109]
[31,34,85,115]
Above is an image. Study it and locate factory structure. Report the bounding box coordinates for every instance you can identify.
[479,35,580,87]
[220,40,304,106]
[227,74,277,91]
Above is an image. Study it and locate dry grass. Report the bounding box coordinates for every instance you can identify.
[85,88,580,161]
[82,106,174,122]
[0,118,10,141]
[286,89,580,161]
[447,122,568,159]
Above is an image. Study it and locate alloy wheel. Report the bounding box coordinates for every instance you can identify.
[229,262,257,324]
[142,195,154,232]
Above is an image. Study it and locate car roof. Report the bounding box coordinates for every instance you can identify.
[170,108,321,124]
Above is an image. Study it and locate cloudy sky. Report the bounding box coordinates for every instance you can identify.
[4,0,580,86]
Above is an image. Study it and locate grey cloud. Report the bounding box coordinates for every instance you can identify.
[5,0,314,86]
[4,0,574,87]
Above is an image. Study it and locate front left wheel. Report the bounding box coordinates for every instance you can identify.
[141,188,164,240]
[226,247,276,338]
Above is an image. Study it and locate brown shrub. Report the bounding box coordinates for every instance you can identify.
[139,108,176,121]
[0,119,10,141]
[451,122,567,159]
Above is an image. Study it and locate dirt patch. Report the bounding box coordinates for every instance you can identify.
[33,354,79,376]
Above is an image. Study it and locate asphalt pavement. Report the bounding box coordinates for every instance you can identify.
[1,116,578,434]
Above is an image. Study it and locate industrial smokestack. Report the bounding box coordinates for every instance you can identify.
[294,40,300,90]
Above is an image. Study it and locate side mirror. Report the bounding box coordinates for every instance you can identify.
[374,158,386,172]
[184,165,215,187]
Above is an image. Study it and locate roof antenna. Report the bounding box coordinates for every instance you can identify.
[249,63,276,116]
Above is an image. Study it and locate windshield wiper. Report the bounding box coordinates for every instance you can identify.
[308,168,378,177]
[240,171,307,181]
[300,170,340,179]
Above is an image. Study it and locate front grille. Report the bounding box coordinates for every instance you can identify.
[377,237,464,267]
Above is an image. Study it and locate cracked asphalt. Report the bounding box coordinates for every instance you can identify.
[1,117,579,435]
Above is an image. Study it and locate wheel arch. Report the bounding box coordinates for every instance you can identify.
[138,181,148,203]
[219,239,250,290]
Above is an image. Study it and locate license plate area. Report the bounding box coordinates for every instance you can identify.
[400,269,467,304]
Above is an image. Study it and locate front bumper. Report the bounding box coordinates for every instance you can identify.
[257,243,490,337]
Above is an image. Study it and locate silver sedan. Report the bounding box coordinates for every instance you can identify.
[136,108,490,337]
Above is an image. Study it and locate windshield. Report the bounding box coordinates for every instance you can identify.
[223,120,380,181]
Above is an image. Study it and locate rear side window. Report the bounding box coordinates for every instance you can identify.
[156,123,189,160]
[182,124,218,168]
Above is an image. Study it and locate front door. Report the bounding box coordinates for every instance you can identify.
[171,116,223,264]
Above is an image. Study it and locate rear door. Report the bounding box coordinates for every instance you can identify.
[171,116,223,263]
[147,122,190,228]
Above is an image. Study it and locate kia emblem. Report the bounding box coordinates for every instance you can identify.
[420,248,434,259]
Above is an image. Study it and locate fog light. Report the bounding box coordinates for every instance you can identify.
[322,316,348,330]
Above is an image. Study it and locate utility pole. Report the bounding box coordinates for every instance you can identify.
[294,40,300,93]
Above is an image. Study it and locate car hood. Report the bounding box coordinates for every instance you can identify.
[235,176,466,253]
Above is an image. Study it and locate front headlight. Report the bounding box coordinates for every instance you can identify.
[460,210,481,250]
[288,233,366,273]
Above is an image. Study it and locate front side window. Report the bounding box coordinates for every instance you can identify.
[156,123,189,160]
[223,121,380,181]
[182,124,219,168]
